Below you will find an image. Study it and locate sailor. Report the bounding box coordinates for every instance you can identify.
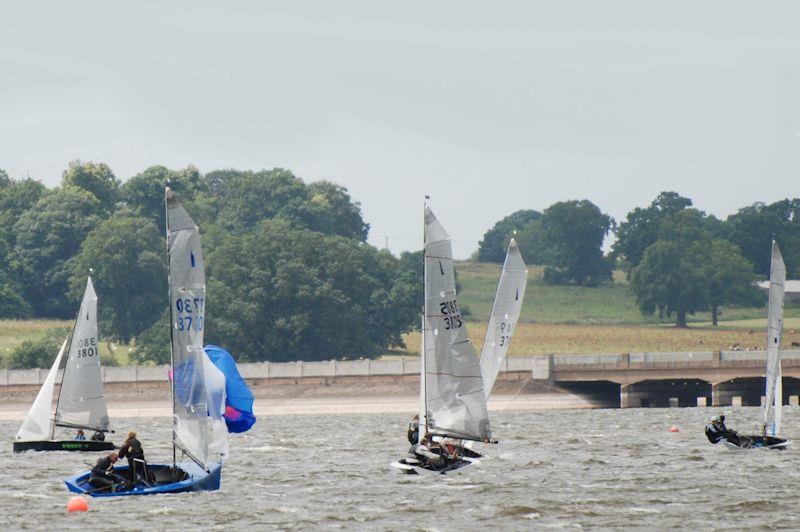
[90,430,105,441]
[705,415,741,445]
[75,429,86,441]
[118,431,148,486]
[407,415,420,445]
[88,452,120,492]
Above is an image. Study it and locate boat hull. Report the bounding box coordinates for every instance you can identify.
[13,440,115,453]
[391,446,483,475]
[722,435,790,450]
[64,461,221,497]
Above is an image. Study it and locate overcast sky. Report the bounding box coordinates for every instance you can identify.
[1,1,799,258]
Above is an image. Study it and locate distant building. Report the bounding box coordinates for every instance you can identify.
[756,280,800,303]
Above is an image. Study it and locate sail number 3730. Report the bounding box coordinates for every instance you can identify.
[175,297,205,332]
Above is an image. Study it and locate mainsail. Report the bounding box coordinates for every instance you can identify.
[167,189,227,470]
[55,277,109,432]
[16,339,68,441]
[479,238,528,399]
[763,241,786,437]
[421,207,490,442]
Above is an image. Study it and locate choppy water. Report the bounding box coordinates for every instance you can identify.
[3,406,800,530]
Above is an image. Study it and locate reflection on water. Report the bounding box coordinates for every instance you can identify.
[4,406,800,529]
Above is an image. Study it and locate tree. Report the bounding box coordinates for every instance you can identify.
[120,165,203,233]
[201,168,370,241]
[613,191,692,276]
[701,239,759,326]
[630,209,750,327]
[538,200,614,286]
[515,218,548,265]
[0,177,47,246]
[6,328,69,369]
[61,160,120,213]
[69,211,167,343]
[130,310,171,365]
[477,210,542,263]
[725,199,800,277]
[14,188,104,317]
[205,220,418,362]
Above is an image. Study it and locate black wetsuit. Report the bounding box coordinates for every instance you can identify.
[118,437,147,485]
[706,422,741,445]
[89,456,118,492]
[407,421,419,445]
[90,431,105,441]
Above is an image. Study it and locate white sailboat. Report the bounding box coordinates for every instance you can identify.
[479,238,528,399]
[393,205,503,474]
[65,188,228,495]
[724,241,790,450]
[14,277,116,452]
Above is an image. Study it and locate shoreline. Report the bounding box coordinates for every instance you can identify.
[0,379,601,420]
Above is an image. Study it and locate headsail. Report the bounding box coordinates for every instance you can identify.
[422,207,490,442]
[55,277,110,432]
[167,189,227,470]
[764,241,786,437]
[16,339,68,441]
[479,238,528,399]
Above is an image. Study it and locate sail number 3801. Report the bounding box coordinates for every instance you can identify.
[75,337,97,358]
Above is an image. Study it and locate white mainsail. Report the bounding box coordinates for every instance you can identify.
[422,207,490,442]
[55,277,110,432]
[763,241,786,437]
[16,339,68,441]
[167,189,227,470]
[479,238,528,399]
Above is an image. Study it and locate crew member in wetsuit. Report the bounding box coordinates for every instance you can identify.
[90,430,105,441]
[407,415,420,445]
[118,431,147,486]
[705,415,741,445]
[88,452,119,492]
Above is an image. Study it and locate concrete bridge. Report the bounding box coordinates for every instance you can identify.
[1,349,797,409]
[546,349,800,408]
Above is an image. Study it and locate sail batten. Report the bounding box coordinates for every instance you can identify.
[422,207,490,442]
[55,277,110,433]
[763,241,786,437]
[479,238,528,399]
[167,190,227,471]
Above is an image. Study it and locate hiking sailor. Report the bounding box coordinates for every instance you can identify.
[705,415,740,445]
[88,452,121,492]
[407,415,420,445]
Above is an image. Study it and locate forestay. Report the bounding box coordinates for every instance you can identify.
[167,190,227,470]
[479,238,528,399]
[16,339,67,441]
[764,241,786,437]
[55,277,109,432]
[423,207,490,442]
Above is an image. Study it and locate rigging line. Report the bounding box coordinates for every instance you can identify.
[426,371,483,379]
[425,255,453,260]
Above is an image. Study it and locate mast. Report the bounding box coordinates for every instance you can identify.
[51,285,84,439]
[165,186,177,468]
[419,195,429,444]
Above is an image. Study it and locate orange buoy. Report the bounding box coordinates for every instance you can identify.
[669,426,679,433]
[67,496,89,513]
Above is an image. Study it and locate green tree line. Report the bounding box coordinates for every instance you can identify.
[0,162,419,366]
[477,192,800,327]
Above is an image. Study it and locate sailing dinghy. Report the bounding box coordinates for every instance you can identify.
[724,241,790,450]
[65,188,229,495]
[14,277,115,453]
[393,206,516,475]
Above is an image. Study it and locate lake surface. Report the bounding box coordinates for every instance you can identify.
[3,406,800,530]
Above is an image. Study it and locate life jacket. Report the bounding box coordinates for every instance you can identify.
[705,423,724,443]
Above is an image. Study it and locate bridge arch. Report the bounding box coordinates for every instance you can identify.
[712,376,800,407]
[621,379,711,408]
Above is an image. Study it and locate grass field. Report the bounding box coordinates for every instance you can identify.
[456,261,798,325]
[1,262,795,365]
